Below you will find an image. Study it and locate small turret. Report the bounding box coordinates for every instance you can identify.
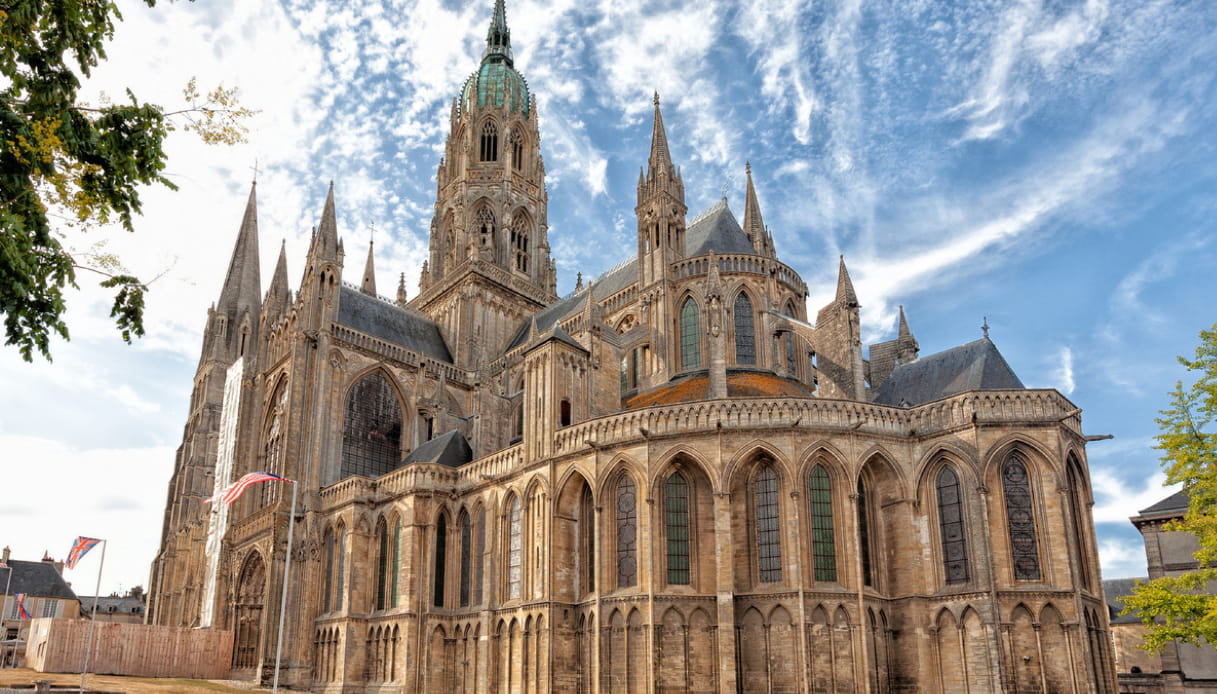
[742,162,776,258]
[361,240,377,296]
[815,256,865,399]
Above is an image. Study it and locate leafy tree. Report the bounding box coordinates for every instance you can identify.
[1122,323,1217,651]
[1,0,252,361]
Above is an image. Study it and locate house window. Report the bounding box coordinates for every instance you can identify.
[937,466,970,584]
[341,373,403,479]
[808,464,837,582]
[616,476,638,588]
[734,292,756,365]
[665,472,691,585]
[1003,455,1041,580]
[755,464,782,583]
[680,298,700,370]
[480,121,498,161]
[508,497,522,599]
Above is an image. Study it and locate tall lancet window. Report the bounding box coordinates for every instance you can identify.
[261,383,287,507]
[734,292,756,365]
[858,479,873,587]
[755,463,782,583]
[665,472,690,585]
[433,514,447,607]
[476,208,495,254]
[511,217,529,273]
[680,298,701,370]
[808,464,837,582]
[1003,455,1042,580]
[459,510,472,607]
[375,519,389,609]
[936,466,970,584]
[616,476,638,588]
[480,120,498,162]
[341,373,403,479]
[508,497,522,599]
[510,128,525,171]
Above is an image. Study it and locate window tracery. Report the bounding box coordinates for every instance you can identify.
[734,293,756,365]
[665,472,691,585]
[936,466,969,584]
[1003,455,1041,580]
[680,298,700,370]
[341,373,403,479]
[808,464,836,582]
[755,463,782,583]
[480,120,498,161]
[511,217,529,273]
[510,128,524,171]
[616,476,638,588]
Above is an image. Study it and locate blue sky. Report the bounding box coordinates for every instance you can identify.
[1,0,1214,594]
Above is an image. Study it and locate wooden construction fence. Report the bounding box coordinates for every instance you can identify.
[24,618,232,679]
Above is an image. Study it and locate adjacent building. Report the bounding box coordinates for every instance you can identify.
[148,2,1117,691]
[0,547,80,667]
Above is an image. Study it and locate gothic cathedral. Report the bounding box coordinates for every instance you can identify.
[149,2,1117,691]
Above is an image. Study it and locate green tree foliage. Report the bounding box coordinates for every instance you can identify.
[1122,323,1217,651]
[1,1,252,361]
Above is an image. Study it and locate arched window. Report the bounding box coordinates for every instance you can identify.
[755,464,782,583]
[322,528,334,612]
[480,120,498,161]
[375,520,389,609]
[1003,455,1041,580]
[511,217,529,273]
[508,497,522,599]
[616,476,638,588]
[433,514,447,607]
[459,510,472,607]
[341,373,403,479]
[734,293,756,365]
[680,298,701,370]
[475,208,495,253]
[474,508,485,605]
[334,525,346,610]
[560,399,572,427]
[580,485,594,594]
[1067,459,1093,590]
[665,472,690,585]
[261,382,287,507]
[512,399,523,443]
[936,466,969,584]
[510,128,524,171]
[391,519,401,607]
[858,479,873,587]
[808,464,836,582]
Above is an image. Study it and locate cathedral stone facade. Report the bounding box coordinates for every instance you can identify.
[148,2,1117,691]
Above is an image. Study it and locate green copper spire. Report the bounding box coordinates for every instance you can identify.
[482,0,513,67]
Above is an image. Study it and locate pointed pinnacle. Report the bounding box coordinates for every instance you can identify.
[647,93,674,178]
[315,182,339,258]
[218,182,262,314]
[361,240,377,296]
[396,272,408,306]
[898,305,911,338]
[742,162,766,251]
[835,255,859,307]
[268,239,289,301]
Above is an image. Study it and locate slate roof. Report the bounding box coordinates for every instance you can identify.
[1,561,78,601]
[505,200,757,352]
[625,369,817,409]
[1102,577,1146,624]
[872,337,1025,407]
[77,595,145,615]
[337,286,452,362]
[404,429,473,468]
[1138,488,1190,516]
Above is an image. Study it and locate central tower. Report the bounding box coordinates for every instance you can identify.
[414,0,556,367]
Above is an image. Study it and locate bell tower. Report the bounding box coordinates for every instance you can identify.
[413,0,556,367]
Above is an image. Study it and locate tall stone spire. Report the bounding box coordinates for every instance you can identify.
[647,92,675,182]
[361,240,377,296]
[267,240,290,304]
[483,0,513,66]
[217,182,262,314]
[835,255,859,307]
[897,305,911,338]
[312,181,340,261]
[741,162,774,258]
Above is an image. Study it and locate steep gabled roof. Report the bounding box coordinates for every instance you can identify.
[686,199,757,256]
[872,337,1024,407]
[1101,577,1146,623]
[1138,488,1189,516]
[404,429,473,468]
[337,285,452,362]
[2,561,78,601]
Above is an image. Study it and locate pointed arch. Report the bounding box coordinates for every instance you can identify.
[506,493,523,600]
[615,471,639,588]
[341,369,404,479]
[680,296,701,370]
[480,119,499,161]
[374,516,390,610]
[510,126,526,172]
[232,551,266,669]
[1067,453,1096,591]
[433,511,449,607]
[258,377,289,508]
[936,464,970,585]
[474,205,495,257]
[510,209,530,274]
[733,290,756,365]
[459,508,473,607]
[808,462,837,582]
[1002,452,1042,581]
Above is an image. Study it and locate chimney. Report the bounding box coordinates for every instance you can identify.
[2,546,9,564]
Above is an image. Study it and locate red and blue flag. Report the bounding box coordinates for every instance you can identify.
[204,471,292,507]
[14,593,30,620]
[66,537,101,569]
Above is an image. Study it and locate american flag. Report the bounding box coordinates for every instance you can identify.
[14,593,30,620]
[66,537,101,569]
[205,471,292,506]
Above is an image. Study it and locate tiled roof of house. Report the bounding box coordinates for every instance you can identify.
[1,560,77,601]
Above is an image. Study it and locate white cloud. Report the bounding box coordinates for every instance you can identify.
[1089,467,1176,525]
[1099,537,1147,579]
[1054,346,1076,395]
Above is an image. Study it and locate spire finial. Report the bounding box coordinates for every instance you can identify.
[653,91,660,106]
[250,158,260,185]
[982,316,990,339]
[483,0,514,66]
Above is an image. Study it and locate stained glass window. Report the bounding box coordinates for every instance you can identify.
[734,293,756,365]
[376,521,389,609]
[341,373,403,479]
[616,476,638,587]
[508,497,522,599]
[755,464,782,582]
[1003,456,1041,580]
[433,515,447,607]
[680,298,700,370]
[459,510,472,607]
[391,519,401,607]
[580,485,594,593]
[665,472,691,585]
[936,466,969,584]
[474,509,485,605]
[808,465,837,582]
[480,120,498,161]
[858,480,872,587]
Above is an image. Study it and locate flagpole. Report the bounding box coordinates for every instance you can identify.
[2,565,12,668]
[79,540,106,694]
[272,481,297,694]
